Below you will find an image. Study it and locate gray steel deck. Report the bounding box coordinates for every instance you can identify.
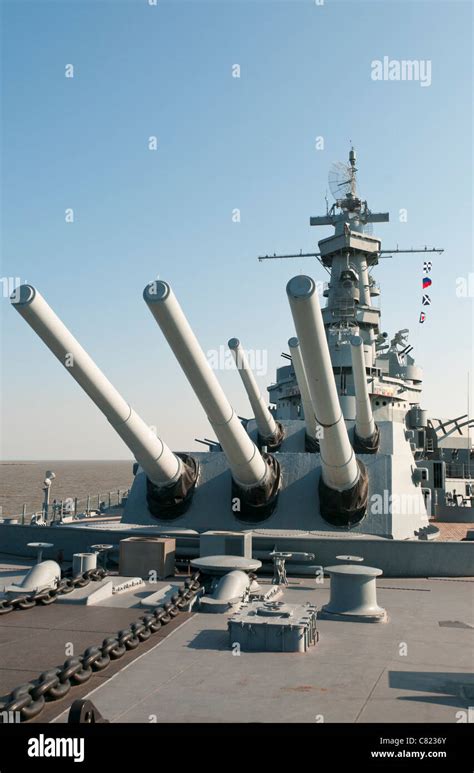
[46,576,473,724]
[0,556,191,722]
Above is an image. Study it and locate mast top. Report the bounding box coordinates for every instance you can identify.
[311,146,389,235]
[257,147,443,263]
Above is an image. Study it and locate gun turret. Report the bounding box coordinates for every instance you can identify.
[11,285,198,519]
[228,338,283,450]
[287,337,319,452]
[144,281,280,521]
[350,335,379,453]
[286,275,368,527]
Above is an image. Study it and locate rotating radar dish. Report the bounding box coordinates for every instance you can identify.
[328,161,356,201]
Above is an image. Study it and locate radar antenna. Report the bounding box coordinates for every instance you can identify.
[328,147,358,202]
[257,147,444,264]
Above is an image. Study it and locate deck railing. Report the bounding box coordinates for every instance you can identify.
[445,462,473,480]
[0,489,130,525]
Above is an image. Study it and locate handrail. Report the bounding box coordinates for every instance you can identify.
[0,488,130,525]
[445,463,473,480]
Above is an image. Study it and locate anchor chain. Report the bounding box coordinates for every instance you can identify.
[0,572,201,722]
[0,568,108,616]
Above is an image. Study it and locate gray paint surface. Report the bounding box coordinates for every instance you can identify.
[0,522,473,577]
[51,576,474,724]
[122,419,428,541]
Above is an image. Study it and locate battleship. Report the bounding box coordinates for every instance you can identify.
[0,149,473,729]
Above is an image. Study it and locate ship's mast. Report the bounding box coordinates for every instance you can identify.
[307,147,389,377]
[261,148,444,419]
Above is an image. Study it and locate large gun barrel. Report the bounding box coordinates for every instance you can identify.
[286,275,367,526]
[350,335,379,453]
[288,337,318,447]
[228,338,283,449]
[287,276,358,490]
[11,285,184,492]
[144,282,280,517]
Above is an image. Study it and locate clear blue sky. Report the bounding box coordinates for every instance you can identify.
[1,0,472,460]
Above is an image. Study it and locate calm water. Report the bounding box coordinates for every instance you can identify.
[0,461,133,518]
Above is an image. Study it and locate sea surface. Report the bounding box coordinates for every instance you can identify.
[0,460,133,519]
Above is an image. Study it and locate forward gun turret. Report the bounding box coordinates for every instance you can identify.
[144,281,280,521]
[11,285,198,519]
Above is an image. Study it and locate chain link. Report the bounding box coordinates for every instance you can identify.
[0,567,108,617]
[0,571,201,723]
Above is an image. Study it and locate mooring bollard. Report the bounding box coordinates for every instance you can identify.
[320,564,387,623]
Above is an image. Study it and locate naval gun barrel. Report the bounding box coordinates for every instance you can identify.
[228,338,283,449]
[288,337,319,450]
[144,281,280,518]
[11,285,184,491]
[350,335,379,453]
[286,276,358,490]
[286,275,367,526]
